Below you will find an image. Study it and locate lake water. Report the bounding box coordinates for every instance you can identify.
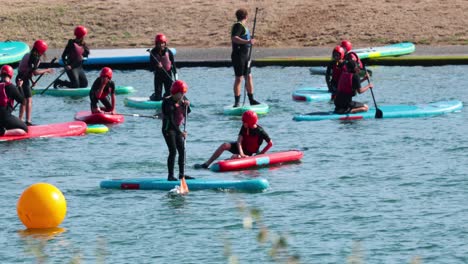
[1,65,467,263]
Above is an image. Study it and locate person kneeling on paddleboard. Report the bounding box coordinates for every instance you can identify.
[149,33,177,101]
[334,60,373,114]
[0,65,28,137]
[90,67,116,114]
[325,45,345,100]
[194,110,273,169]
[162,80,193,181]
[341,40,364,71]
[54,25,90,88]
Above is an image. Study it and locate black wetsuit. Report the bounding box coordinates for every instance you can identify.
[0,82,27,136]
[149,47,176,101]
[89,78,115,111]
[58,39,90,88]
[16,53,40,98]
[161,96,191,179]
[229,125,271,155]
[231,22,251,77]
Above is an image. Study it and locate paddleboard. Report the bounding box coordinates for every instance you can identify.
[0,41,30,65]
[293,100,463,121]
[223,103,269,116]
[59,48,176,65]
[33,85,134,97]
[86,124,109,134]
[75,111,125,124]
[210,150,303,172]
[100,177,269,192]
[292,87,331,102]
[353,42,416,59]
[0,121,87,142]
[309,67,373,77]
[124,97,162,109]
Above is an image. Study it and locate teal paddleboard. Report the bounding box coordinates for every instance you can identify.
[100,178,269,192]
[223,103,269,116]
[124,97,162,109]
[0,41,30,65]
[33,85,134,97]
[293,100,463,121]
[353,42,416,59]
[292,87,331,102]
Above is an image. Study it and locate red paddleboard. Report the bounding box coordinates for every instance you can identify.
[74,111,124,124]
[0,121,87,142]
[210,150,304,172]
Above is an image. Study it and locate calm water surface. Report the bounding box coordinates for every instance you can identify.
[1,65,467,263]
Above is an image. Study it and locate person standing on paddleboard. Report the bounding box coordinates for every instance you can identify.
[0,65,28,137]
[325,45,345,100]
[194,110,273,169]
[54,25,90,88]
[334,60,373,114]
[161,80,193,181]
[149,33,177,101]
[231,8,260,107]
[89,67,116,114]
[16,40,54,126]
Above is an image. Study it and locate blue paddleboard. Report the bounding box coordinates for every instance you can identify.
[59,48,176,65]
[292,87,331,102]
[293,100,463,121]
[100,178,269,192]
[0,41,30,65]
[223,103,269,116]
[124,97,162,109]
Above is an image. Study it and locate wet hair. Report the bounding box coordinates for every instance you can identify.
[346,60,358,73]
[235,8,248,21]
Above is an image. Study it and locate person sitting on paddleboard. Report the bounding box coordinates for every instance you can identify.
[334,60,373,114]
[16,39,55,126]
[0,65,28,136]
[325,45,345,100]
[54,25,90,88]
[149,33,177,101]
[231,8,260,107]
[194,110,273,169]
[341,40,364,71]
[90,67,116,114]
[161,80,193,181]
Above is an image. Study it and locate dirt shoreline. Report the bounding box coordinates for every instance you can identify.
[3,0,468,50]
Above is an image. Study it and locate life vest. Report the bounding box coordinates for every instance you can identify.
[173,103,185,127]
[337,72,355,96]
[95,80,111,99]
[18,53,40,79]
[345,52,363,69]
[69,41,85,63]
[231,22,251,51]
[241,127,261,154]
[0,82,14,108]
[331,62,343,82]
[156,49,172,71]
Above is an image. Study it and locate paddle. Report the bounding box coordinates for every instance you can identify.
[242,7,259,106]
[40,70,66,95]
[362,63,383,118]
[146,48,174,81]
[180,103,189,194]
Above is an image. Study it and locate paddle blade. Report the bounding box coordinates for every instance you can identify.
[180,177,189,194]
[375,108,383,118]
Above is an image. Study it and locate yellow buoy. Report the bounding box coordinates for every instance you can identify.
[86,124,109,134]
[17,183,67,229]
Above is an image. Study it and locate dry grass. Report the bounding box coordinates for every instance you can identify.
[2,0,468,48]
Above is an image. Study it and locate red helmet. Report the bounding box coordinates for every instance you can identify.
[332,45,345,60]
[74,25,88,39]
[100,67,113,79]
[242,110,258,128]
[155,33,167,45]
[33,39,48,55]
[170,80,188,95]
[341,40,352,52]
[0,65,14,79]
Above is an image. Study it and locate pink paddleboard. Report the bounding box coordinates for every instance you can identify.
[0,121,87,142]
[74,111,124,124]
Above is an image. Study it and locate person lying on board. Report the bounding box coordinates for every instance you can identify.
[334,60,373,114]
[90,67,116,114]
[0,65,28,136]
[54,25,90,88]
[16,39,55,126]
[161,80,192,181]
[325,45,345,100]
[194,110,273,169]
[149,33,177,101]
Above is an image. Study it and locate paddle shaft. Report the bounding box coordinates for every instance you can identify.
[362,63,383,118]
[40,70,66,95]
[242,7,259,106]
[146,49,174,81]
[183,103,188,177]
[119,113,159,119]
